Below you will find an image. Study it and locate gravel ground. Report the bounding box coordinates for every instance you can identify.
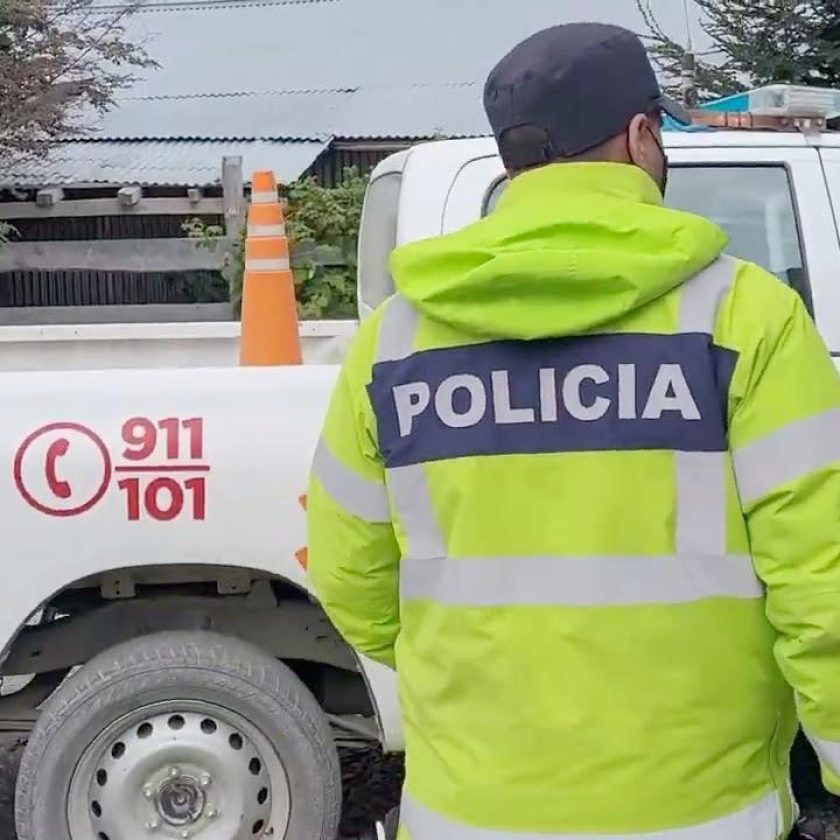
[793,734,840,838]
[819,812,840,839]
[339,746,404,837]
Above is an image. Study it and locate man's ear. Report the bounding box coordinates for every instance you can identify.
[626,112,651,169]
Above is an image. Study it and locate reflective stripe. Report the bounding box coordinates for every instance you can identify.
[377,296,444,557]
[399,553,762,606]
[806,731,840,777]
[376,295,419,363]
[247,223,286,237]
[733,407,840,506]
[386,465,446,560]
[402,790,782,840]
[673,257,747,591]
[250,190,277,204]
[244,257,291,271]
[675,452,727,559]
[312,439,391,523]
[678,255,736,334]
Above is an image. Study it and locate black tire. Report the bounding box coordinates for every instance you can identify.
[15,631,341,840]
[0,733,25,839]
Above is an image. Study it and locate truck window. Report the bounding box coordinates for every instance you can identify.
[667,166,807,297]
[484,165,808,298]
[357,171,402,318]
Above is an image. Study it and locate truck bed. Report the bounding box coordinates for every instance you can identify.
[0,319,357,371]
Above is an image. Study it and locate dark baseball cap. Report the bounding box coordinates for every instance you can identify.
[484,22,691,170]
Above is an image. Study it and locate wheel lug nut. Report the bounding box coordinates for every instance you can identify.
[168,766,180,778]
[180,832,190,839]
[143,784,154,799]
[207,807,218,819]
[146,817,160,831]
[199,772,212,788]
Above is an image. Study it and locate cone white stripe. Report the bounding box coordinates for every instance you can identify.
[251,190,277,204]
[245,258,291,271]
[248,224,286,237]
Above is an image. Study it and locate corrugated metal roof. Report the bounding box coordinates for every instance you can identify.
[91,0,654,140]
[101,85,484,140]
[119,0,567,100]
[1,139,330,187]
[1,0,685,185]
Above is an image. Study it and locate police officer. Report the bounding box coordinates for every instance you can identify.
[308,22,840,840]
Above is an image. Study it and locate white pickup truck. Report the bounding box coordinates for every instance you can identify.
[4,85,840,839]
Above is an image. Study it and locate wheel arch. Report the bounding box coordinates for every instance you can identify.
[0,562,397,747]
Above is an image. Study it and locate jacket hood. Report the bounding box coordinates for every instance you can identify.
[389,162,728,340]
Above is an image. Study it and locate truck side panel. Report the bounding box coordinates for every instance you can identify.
[0,363,403,749]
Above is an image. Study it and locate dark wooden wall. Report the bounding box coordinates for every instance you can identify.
[0,159,243,316]
[0,143,413,313]
[307,141,410,186]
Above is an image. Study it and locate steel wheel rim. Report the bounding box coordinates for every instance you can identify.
[66,699,291,839]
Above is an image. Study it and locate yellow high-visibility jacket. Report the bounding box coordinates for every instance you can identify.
[307,163,840,839]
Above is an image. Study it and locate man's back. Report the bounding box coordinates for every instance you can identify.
[308,23,840,840]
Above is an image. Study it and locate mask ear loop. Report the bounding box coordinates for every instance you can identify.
[647,123,667,158]
[645,120,669,197]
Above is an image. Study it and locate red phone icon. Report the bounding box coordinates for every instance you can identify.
[45,438,72,500]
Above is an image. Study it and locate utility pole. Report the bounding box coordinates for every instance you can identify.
[680,0,698,109]
[681,48,698,109]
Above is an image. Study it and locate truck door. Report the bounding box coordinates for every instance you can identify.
[666,144,840,352]
[813,147,840,352]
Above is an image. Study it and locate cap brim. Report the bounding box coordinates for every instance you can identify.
[658,93,692,125]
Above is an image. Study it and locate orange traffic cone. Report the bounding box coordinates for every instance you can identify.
[239,170,303,366]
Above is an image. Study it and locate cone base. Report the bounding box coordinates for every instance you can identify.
[239,271,303,366]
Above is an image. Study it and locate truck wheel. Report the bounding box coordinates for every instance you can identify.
[15,631,341,840]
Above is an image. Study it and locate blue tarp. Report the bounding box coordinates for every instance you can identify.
[662,113,712,132]
[662,90,752,132]
[700,91,751,112]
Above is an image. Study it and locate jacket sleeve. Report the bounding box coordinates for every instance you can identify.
[306,331,400,670]
[728,273,840,794]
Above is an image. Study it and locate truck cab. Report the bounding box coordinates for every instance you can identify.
[359,85,840,361]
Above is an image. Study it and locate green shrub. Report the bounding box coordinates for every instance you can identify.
[0,222,16,246]
[184,167,368,319]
